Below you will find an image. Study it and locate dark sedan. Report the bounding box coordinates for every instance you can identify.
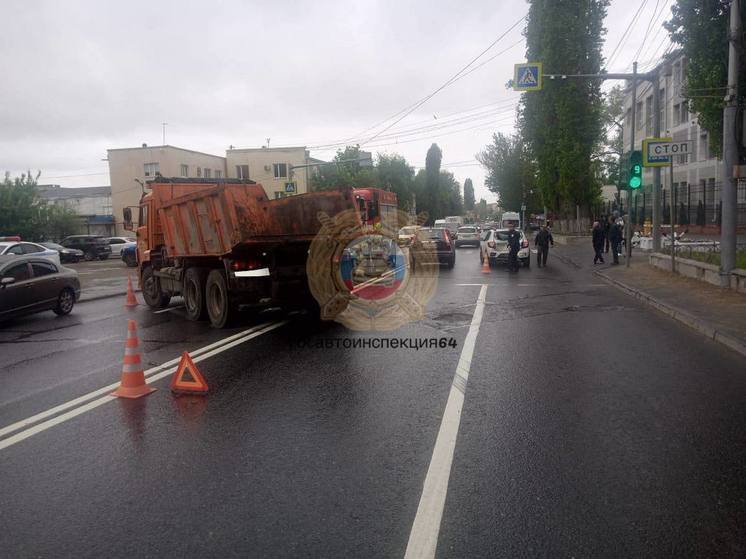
[0,255,81,322]
[41,241,85,263]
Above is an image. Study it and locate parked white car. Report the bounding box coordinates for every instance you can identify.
[0,239,61,266]
[106,237,136,257]
[479,228,530,268]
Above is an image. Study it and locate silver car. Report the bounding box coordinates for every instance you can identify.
[0,240,61,266]
[479,229,531,268]
[455,226,480,248]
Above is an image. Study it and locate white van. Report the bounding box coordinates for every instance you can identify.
[435,219,459,239]
[500,211,521,230]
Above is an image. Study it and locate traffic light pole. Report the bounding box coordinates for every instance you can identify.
[627,63,638,268]
[652,70,662,253]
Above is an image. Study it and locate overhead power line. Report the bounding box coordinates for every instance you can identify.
[606,0,649,69]
[359,13,528,147]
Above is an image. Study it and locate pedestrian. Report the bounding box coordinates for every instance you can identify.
[608,215,622,265]
[534,224,554,268]
[603,215,610,253]
[592,221,605,264]
[506,223,521,272]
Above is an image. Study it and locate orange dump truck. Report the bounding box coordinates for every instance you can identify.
[124,178,357,327]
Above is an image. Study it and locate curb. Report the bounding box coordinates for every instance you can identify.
[594,270,746,358]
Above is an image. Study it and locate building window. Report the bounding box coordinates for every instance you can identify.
[215,170,222,179]
[681,103,689,124]
[273,163,288,179]
[197,167,202,177]
[236,165,249,179]
[673,104,680,126]
[659,88,666,131]
[204,168,212,179]
[700,133,708,160]
[635,101,643,129]
[645,96,653,135]
[180,164,188,177]
[144,162,159,177]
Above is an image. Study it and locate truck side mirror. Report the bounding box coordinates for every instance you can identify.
[123,207,133,231]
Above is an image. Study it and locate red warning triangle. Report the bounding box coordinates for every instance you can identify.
[170,351,209,394]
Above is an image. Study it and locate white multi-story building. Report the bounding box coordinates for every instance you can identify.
[621,50,745,226]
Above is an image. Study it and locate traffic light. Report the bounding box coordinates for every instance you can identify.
[629,150,643,189]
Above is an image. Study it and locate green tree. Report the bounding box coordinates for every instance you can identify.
[664,1,746,157]
[463,178,475,211]
[475,198,489,221]
[0,171,45,240]
[477,132,540,213]
[0,171,80,241]
[310,145,376,191]
[520,0,609,217]
[424,143,443,223]
[376,153,415,212]
[439,170,463,217]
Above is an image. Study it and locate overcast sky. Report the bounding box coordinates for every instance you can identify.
[1,0,672,204]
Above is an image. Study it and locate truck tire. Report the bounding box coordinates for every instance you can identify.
[183,268,207,321]
[141,266,171,309]
[205,269,233,328]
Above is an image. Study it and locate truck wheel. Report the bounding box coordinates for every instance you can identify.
[141,266,171,309]
[183,268,207,321]
[206,269,233,328]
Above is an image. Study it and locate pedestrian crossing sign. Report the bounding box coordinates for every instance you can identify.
[513,63,543,91]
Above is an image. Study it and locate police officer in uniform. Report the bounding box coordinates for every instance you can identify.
[506,223,521,272]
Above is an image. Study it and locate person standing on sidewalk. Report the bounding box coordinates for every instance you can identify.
[592,221,605,264]
[609,216,622,265]
[506,223,521,272]
[534,224,554,267]
[603,215,611,253]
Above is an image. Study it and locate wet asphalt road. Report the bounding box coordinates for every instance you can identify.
[1,246,745,558]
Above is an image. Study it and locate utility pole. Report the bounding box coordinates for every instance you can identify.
[721,0,741,280]
[652,70,662,252]
[627,62,638,268]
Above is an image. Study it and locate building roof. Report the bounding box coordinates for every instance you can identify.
[227,146,308,153]
[38,185,111,199]
[107,144,225,159]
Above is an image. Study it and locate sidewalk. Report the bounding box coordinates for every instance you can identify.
[555,242,746,358]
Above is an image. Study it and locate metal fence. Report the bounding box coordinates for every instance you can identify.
[606,181,746,227]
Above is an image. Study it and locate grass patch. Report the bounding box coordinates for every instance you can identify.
[662,248,746,268]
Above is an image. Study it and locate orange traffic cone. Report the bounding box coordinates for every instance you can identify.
[124,275,137,309]
[481,254,490,274]
[125,275,138,308]
[111,320,157,399]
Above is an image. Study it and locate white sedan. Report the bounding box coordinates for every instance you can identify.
[479,229,531,268]
[0,239,61,266]
[106,236,137,257]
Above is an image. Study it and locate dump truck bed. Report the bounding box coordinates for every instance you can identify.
[150,179,355,257]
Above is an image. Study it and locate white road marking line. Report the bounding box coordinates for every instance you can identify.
[405,285,487,559]
[0,320,287,451]
[0,321,284,440]
[154,305,184,314]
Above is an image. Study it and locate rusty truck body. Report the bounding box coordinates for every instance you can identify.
[126,178,357,327]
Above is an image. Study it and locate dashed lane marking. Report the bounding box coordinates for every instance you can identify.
[405,284,488,559]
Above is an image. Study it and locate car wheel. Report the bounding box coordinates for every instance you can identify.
[98,254,109,260]
[447,254,455,269]
[123,252,137,267]
[141,266,171,309]
[183,268,208,321]
[205,269,234,328]
[84,251,95,261]
[53,288,75,315]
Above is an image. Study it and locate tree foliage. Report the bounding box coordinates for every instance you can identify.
[520,0,609,215]
[0,172,80,241]
[463,178,475,211]
[664,0,745,157]
[477,132,541,213]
